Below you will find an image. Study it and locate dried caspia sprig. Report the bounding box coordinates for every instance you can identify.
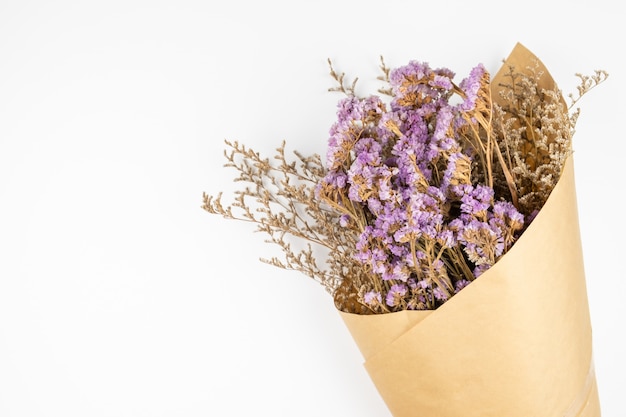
[569,70,610,110]
[327,59,358,97]
[492,62,608,217]
[202,140,372,309]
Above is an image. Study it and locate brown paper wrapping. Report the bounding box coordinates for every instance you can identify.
[339,44,600,417]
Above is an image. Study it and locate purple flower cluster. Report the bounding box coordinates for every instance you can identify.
[317,60,525,312]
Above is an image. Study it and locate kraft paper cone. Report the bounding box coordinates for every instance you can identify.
[340,157,599,417]
[339,43,600,417]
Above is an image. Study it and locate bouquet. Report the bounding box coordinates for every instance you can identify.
[202,43,607,417]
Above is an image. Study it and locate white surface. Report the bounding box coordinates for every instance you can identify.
[0,1,623,416]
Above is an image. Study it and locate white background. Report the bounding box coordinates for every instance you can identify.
[0,1,624,416]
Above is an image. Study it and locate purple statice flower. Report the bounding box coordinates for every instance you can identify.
[334,94,383,124]
[455,279,471,293]
[449,190,524,279]
[404,248,427,270]
[372,200,406,237]
[382,259,411,282]
[353,137,383,165]
[430,105,456,153]
[392,137,430,191]
[366,196,384,216]
[355,224,410,280]
[346,137,385,203]
[378,111,404,145]
[324,95,385,173]
[376,166,399,202]
[433,286,449,302]
[339,214,351,227]
[335,95,363,120]
[389,61,429,99]
[389,61,455,111]
[412,208,443,241]
[460,185,494,217]
[440,151,472,196]
[489,201,524,248]
[319,171,347,190]
[393,188,444,243]
[492,201,524,228]
[431,73,454,90]
[363,291,382,307]
[454,217,506,275]
[456,64,487,112]
[361,95,385,115]
[347,162,375,202]
[472,263,490,278]
[319,95,389,204]
[388,239,410,258]
[385,283,408,308]
[437,228,456,248]
[400,108,430,141]
[354,227,381,272]
[325,99,358,172]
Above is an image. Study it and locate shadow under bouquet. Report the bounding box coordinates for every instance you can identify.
[203,43,607,417]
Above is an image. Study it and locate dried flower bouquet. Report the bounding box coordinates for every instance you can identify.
[203,43,607,417]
